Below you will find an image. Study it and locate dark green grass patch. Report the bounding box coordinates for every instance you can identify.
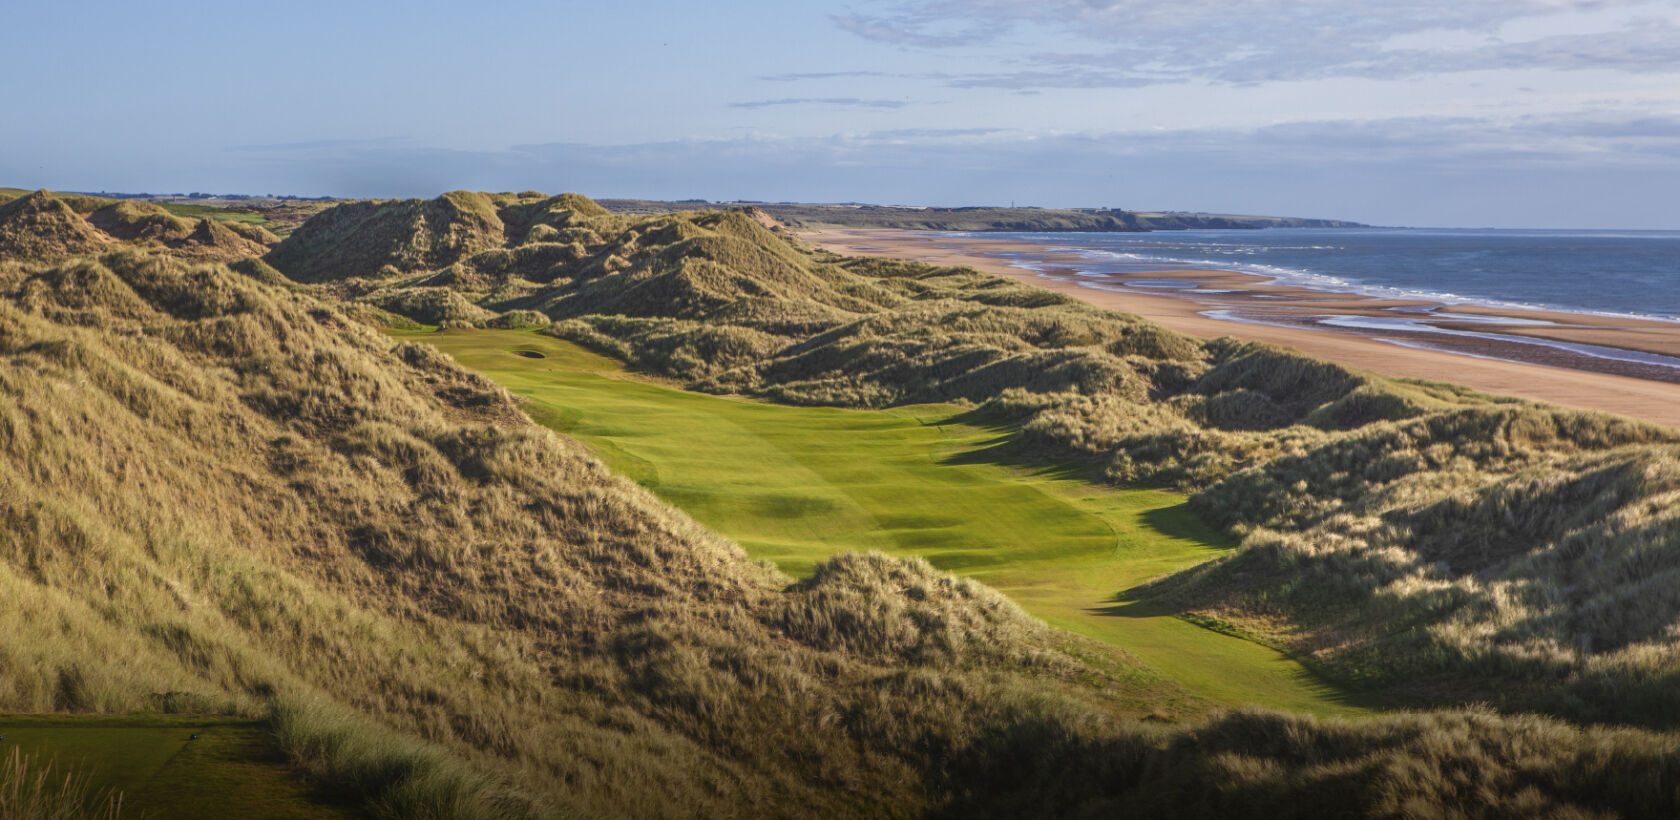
[0,716,359,819]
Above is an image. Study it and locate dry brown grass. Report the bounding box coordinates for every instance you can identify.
[276,192,1680,728]
[0,192,113,261]
[0,250,1192,817]
[0,192,273,263]
[9,193,1680,815]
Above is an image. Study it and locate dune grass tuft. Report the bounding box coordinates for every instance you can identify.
[0,747,122,820]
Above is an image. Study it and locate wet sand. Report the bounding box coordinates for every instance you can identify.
[805,228,1680,429]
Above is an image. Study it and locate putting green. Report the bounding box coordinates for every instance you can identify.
[410,328,1368,717]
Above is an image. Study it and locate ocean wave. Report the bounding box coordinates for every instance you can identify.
[1031,245,1680,325]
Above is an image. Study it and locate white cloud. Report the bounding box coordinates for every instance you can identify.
[831,0,1680,86]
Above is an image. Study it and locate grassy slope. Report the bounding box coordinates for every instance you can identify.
[0,716,355,818]
[0,250,1228,818]
[155,201,271,226]
[268,192,1680,727]
[410,327,1363,717]
[0,188,272,227]
[0,190,278,262]
[273,194,1680,718]
[5,206,1680,814]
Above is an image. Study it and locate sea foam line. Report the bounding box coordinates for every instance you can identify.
[1022,244,1680,325]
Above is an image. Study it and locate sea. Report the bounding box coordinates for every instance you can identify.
[968,228,1680,322]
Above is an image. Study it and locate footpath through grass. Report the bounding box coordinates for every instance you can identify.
[0,715,356,818]
[412,328,1369,717]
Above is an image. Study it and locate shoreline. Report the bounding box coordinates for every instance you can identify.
[1018,231,1680,328]
[804,227,1680,429]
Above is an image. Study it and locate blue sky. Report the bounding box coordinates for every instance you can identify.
[5,0,1680,227]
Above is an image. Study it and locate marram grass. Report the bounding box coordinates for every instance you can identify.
[1,193,1680,815]
[284,191,1680,722]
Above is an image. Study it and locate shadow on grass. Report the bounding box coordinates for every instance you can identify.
[1092,592,1390,712]
[928,408,1395,711]
[933,407,1114,483]
[1090,597,1182,620]
[931,409,1239,551]
[1143,502,1236,549]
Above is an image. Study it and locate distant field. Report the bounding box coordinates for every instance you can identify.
[155,201,271,225]
[0,187,296,232]
[408,328,1370,717]
[0,715,355,818]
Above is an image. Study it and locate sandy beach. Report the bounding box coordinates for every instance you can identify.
[806,228,1680,429]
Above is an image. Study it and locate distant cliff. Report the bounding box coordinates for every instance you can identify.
[598,199,1366,232]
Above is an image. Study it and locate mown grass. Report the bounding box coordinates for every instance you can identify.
[0,715,356,819]
[154,202,270,226]
[408,327,1365,717]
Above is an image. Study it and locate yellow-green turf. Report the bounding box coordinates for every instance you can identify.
[0,716,356,818]
[408,328,1370,717]
[155,201,271,225]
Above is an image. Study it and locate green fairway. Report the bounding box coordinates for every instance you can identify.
[408,328,1368,717]
[155,201,271,226]
[0,716,355,818]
